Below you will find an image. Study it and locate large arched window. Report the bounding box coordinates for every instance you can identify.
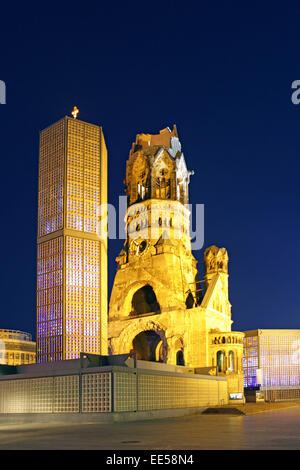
[155,176,171,199]
[185,291,194,309]
[176,350,185,366]
[228,350,235,372]
[132,330,162,362]
[217,350,225,373]
[131,285,160,315]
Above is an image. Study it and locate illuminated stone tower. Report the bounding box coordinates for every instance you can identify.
[36,114,107,362]
[108,126,201,365]
[108,126,244,400]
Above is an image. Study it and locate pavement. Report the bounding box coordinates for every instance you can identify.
[205,401,300,415]
[0,402,300,450]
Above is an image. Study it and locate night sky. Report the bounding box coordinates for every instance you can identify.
[1,2,300,340]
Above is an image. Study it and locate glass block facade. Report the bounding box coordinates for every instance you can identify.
[37,117,107,362]
[243,335,259,387]
[0,376,80,413]
[112,370,228,412]
[38,120,64,237]
[82,373,111,412]
[37,237,63,361]
[0,364,227,414]
[243,329,300,390]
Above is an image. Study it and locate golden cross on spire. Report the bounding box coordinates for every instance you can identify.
[71,106,79,119]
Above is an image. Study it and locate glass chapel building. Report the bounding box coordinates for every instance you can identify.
[243,329,300,401]
[36,116,108,362]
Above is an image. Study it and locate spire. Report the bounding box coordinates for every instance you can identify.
[203,246,229,288]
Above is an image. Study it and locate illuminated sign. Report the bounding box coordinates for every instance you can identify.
[229,393,244,400]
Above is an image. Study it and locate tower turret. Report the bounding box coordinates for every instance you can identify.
[125,125,192,206]
[203,245,229,290]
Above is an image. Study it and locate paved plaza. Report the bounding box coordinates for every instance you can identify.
[0,405,300,450]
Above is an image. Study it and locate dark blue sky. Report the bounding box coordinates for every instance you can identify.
[1,2,300,339]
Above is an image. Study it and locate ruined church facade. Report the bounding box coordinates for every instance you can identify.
[108,126,244,396]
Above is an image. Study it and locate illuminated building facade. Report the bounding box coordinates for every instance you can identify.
[0,356,228,414]
[0,330,36,365]
[243,329,300,400]
[37,116,108,362]
[108,126,244,400]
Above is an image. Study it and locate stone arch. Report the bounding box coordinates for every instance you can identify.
[132,330,163,361]
[176,350,185,366]
[151,149,176,200]
[185,291,194,309]
[117,279,164,318]
[166,335,185,365]
[118,319,168,362]
[131,284,160,316]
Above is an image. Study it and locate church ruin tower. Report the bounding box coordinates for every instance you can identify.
[108,126,200,365]
[108,126,245,399]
